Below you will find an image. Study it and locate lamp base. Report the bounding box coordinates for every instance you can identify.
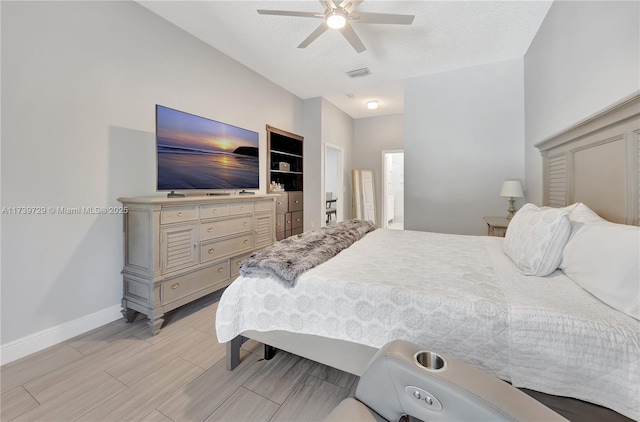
[506,197,516,219]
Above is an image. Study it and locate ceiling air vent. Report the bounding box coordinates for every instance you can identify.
[346,68,371,79]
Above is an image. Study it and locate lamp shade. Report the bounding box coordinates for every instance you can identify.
[500,180,524,198]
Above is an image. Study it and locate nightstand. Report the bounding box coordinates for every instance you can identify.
[483,216,510,237]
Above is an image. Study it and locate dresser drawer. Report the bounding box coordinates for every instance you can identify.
[160,206,197,225]
[255,200,275,213]
[275,194,288,214]
[489,226,507,237]
[163,262,229,304]
[200,203,230,219]
[200,216,253,241]
[230,202,254,215]
[230,253,252,278]
[284,212,292,231]
[291,211,303,230]
[201,234,253,264]
[289,191,303,212]
[275,213,286,234]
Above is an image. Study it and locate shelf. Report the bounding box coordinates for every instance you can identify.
[270,170,303,175]
[271,150,302,159]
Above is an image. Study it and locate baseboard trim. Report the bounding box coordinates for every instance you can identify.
[0,305,122,365]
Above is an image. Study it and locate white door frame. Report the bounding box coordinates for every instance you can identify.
[381,149,404,228]
[324,143,344,226]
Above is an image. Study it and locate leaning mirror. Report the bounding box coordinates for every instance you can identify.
[352,169,376,224]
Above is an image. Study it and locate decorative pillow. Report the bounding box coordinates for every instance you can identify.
[503,203,572,276]
[560,221,639,320]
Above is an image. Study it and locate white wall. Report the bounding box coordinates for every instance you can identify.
[524,1,640,204]
[404,59,525,235]
[304,98,354,230]
[354,114,404,228]
[303,98,323,231]
[1,1,304,359]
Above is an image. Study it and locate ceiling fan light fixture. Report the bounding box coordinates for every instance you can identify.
[367,100,379,110]
[326,10,347,29]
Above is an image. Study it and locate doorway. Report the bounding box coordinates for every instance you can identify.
[324,144,344,226]
[382,150,404,230]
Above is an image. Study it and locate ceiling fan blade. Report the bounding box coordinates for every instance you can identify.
[340,23,366,53]
[351,11,415,25]
[257,10,322,18]
[320,0,337,10]
[298,23,329,49]
[338,1,363,13]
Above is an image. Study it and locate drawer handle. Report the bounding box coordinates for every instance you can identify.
[235,261,242,266]
[208,227,213,232]
[296,218,301,222]
[217,267,224,273]
[208,248,215,254]
[295,200,299,204]
[243,222,248,226]
[213,209,217,213]
[171,283,179,290]
[243,240,249,244]
[240,206,244,210]
[287,220,291,224]
[277,201,282,205]
[177,212,183,216]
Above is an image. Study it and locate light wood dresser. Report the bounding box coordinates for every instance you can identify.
[117,195,277,334]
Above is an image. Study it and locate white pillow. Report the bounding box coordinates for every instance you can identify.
[560,221,639,320]
[503,203,572,276]
[564,202,607,224]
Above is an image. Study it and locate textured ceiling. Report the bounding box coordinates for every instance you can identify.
[138,1,552,119]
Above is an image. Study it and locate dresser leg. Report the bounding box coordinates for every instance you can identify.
[148,316,164,335]
[122,308,138,323]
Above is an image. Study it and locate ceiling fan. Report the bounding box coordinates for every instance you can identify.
[257,0,415,53]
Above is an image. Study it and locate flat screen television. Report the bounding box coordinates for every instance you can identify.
[156,105,259,191]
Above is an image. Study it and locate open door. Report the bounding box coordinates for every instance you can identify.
[325,144,344,226]
[381,150,404,229]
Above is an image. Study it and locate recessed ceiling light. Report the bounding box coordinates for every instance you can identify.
[367,100,379,110]
[346,93,355,98]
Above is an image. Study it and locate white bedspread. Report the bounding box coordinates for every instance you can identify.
[216,229,639,420]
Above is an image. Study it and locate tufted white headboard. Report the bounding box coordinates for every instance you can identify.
[535,92,640,226]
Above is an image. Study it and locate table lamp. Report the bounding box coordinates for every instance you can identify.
[500,180,524,219]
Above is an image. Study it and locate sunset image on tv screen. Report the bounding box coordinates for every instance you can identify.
[156,105,259,190]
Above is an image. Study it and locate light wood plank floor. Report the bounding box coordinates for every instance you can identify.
[0,291,358,422]
[2,291,633,422]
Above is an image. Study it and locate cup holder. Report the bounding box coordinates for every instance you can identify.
[415,351,446,371]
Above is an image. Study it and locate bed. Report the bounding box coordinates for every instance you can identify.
[216,91,640,421]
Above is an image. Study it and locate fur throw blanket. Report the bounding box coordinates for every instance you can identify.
[239,219,376,287]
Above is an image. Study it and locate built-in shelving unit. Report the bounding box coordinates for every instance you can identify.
[266,125,304,240]
[267,125,304,191]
